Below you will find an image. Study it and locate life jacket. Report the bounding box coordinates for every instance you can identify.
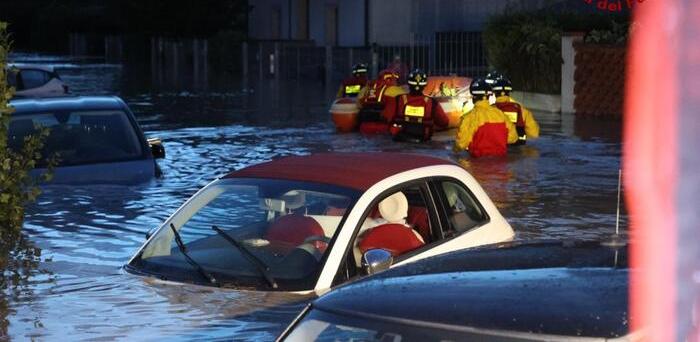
[493,101,526,144]
[341,76,367,98]
[391,94,435,141]
[363,72,398,106]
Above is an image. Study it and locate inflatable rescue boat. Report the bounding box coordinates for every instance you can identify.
[330,75,472,133]
[330,97,360,132]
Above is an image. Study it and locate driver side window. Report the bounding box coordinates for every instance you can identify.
[348,183,434,270]
[438,180,487,236]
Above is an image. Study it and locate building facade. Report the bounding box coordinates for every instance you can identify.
[248,0,561,46]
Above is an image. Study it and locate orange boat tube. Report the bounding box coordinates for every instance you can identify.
[424,76,472,129]
[330,97,360,132]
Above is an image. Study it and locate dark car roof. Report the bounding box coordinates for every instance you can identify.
[10,96,127,113]
[224,152,454,191]
[312,240,630,339]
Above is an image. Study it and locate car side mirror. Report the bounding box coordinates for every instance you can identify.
[361,249,393,275]
[148,138,165,159]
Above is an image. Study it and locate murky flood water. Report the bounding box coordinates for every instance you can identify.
[4,53,626,340]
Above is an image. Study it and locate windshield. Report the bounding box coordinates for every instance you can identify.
[8,109,144,166]
[130,178,360,291]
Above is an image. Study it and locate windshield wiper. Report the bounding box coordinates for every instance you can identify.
[212,225,278,289]
[170,223,218,286]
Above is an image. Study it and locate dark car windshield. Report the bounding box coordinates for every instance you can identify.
[8,109,144,166]
[129,178,360,291]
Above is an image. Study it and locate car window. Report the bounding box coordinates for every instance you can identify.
[438,180,487,235]
[134,178,360,291]
[8,109,144,166]
[349,184,433,269]
[19,69,50,89]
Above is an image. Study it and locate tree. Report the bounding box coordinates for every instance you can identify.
[0,22,55,239]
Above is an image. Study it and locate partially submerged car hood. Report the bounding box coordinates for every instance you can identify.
[313,241,630,338]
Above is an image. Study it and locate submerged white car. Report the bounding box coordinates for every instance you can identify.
[126,153,514,293]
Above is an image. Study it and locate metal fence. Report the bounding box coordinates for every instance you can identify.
[242,31,488,83]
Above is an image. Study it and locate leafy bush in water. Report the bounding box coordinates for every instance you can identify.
[0,22,55,238]
[483,10,630,94]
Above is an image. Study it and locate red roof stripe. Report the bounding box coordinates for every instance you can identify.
[225,152,454,190]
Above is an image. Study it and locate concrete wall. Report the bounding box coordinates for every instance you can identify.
[337,1,366,47]
[251,0,564,45]
[249,0,291,40]
[368,0,411,45]
[309,0,366,46]
[369,0,544,44]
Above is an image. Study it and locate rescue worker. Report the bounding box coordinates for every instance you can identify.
[484,71,501,104]
[356,69,400,134]
[389,69,450,142]
[388,55,409,84]
[359,69,399,108]
[453,78,517,157]
[337,63,368,98]
[492,75,540,145]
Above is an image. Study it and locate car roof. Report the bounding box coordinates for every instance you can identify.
[224,152,455,191]
[7,63,55,73]
[10,96,127,113]
[312,240,630,338]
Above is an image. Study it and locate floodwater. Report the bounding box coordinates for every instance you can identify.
[3,53,626,340]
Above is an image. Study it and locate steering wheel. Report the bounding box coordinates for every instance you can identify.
[303,235,331,244]
[302,235,331,254]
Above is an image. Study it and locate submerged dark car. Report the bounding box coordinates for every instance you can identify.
[8,96,165,184]
[278,240,639,342]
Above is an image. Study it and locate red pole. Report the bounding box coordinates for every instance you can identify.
[625,1,680,340]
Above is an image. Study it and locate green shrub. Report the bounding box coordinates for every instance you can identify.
[0,22,55,239]
[483,10,630,94]
[585,21,630,45]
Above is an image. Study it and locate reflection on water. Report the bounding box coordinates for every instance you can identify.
[4,53,626,340]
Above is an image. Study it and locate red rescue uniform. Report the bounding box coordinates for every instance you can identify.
[454,99,518,157]
[359,70,398,107]
[493,95,540,145]
[390,94,450,141]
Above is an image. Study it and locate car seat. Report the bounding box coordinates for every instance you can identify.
[358,192,425,257]
[406,206,431,241]
[265,214,325,255]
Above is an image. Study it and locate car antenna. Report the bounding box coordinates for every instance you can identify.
[602,168,626,248]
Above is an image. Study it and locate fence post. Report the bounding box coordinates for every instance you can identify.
[349,48,354,72]
[242,41,248,80]
[371,46,378,78]
[258,43,264,80]
[274,42,281,81]
[297,45,301,80]
[325,45,333,85]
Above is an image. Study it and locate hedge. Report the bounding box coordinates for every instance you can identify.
[483,10,629,94]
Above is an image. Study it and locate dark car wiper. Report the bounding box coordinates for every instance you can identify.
[170,223,218,286]
[212,225,278,289]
